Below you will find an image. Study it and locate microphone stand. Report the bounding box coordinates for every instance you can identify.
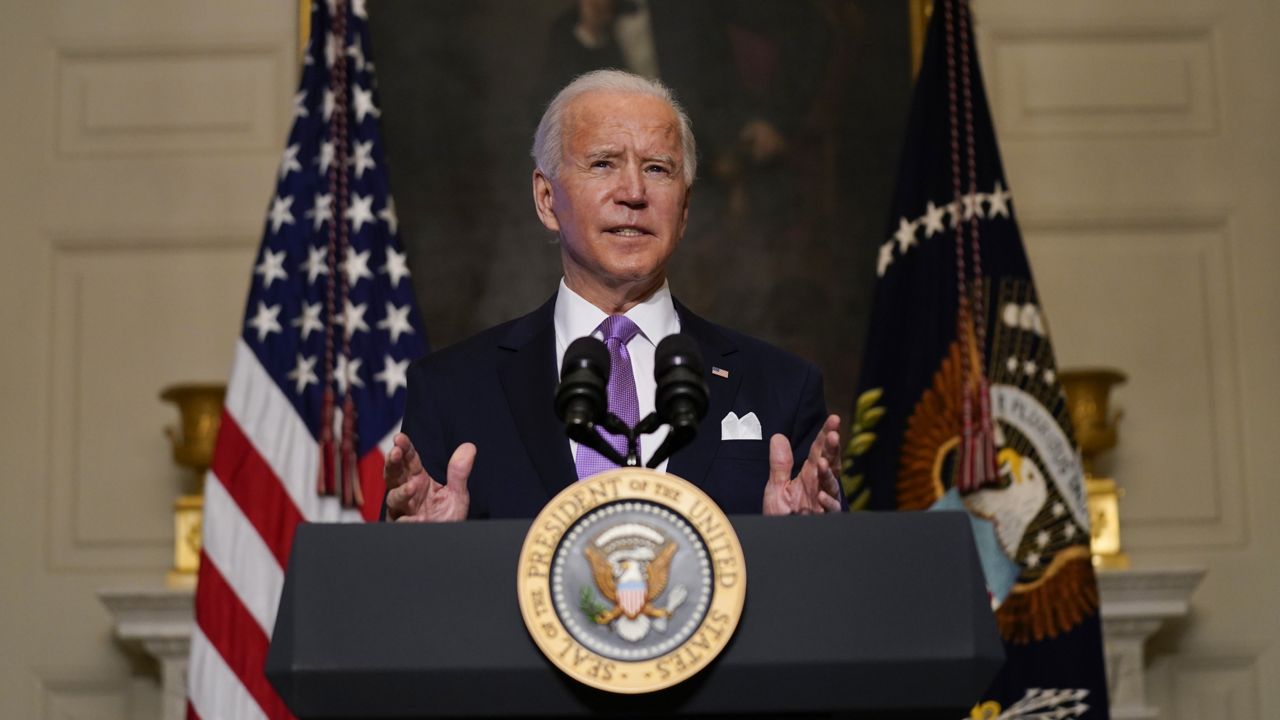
[644,425,694,469]
[599,413,660,467]
[566,419,629,468]
[582,411,695,470]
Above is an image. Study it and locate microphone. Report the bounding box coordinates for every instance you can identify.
[555,336,627,467]
[555,337,609,427]
[646,334,709,468]
[654,334,709,429]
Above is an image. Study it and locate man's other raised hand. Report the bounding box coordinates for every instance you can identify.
[762,414,843,516]
[383,433,475,522]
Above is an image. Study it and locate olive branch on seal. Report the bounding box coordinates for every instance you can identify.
[579,586,609,622]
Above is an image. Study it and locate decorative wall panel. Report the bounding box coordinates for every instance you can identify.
[987,29,1217,137]
[57,48,279,156]
[38,673,141,720]
[1148,654,1261,720]
[1023,216,1244,548]
[48,237,254,570]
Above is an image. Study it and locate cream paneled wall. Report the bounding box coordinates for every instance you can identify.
[978,1,1279,718]
[0,0,294,717]
[1,1,1276,719]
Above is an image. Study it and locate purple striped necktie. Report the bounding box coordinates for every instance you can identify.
[575,315,642,480]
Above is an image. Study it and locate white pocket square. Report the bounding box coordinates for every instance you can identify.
[720,411,762,441]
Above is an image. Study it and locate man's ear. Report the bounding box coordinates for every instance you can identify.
[532,169,561,233]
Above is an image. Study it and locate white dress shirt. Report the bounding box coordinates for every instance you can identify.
[554,278,680,472]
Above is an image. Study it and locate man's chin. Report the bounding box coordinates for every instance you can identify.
[597,265,670,293]
[590,251,667,280]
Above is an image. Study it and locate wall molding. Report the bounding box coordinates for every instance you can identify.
[978,18,1220,139]
[1147,652,1262,720]
[46,235,256,572]
[1017,208,1247,549]
[54,43,285,157]
[36,670,141,720]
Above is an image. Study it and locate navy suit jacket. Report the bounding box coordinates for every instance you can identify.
[399,295,829,519]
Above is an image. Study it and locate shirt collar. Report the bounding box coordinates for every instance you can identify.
[554,278,680,347]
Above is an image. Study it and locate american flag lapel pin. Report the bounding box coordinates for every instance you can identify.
[712,366,729,379]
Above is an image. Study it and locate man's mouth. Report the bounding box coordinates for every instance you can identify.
[606,226,649,237]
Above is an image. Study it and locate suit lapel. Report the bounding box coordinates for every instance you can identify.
[666,300,740,488]
[497,295,578,500]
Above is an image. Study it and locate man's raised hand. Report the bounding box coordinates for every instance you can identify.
[384,433,475,522]
[762,414,843,516]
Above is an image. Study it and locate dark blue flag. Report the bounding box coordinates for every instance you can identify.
[843,1,1111,716]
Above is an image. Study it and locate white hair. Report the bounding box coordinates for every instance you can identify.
[531,69,697,185]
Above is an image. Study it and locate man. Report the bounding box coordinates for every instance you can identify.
[384,70,841,521]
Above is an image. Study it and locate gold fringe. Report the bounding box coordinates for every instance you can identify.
[897,339,966,509]
[996,553,1099,644]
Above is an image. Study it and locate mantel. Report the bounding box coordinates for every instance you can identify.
[1096,566,1208,719]
[98,586,195,720]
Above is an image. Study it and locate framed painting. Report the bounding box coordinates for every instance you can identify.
[348,0,926,412]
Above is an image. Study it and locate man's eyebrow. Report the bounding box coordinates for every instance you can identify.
[584,147,622,160]
[644,154,677,165]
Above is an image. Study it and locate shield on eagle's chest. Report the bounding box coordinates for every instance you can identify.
[618,579,646,618]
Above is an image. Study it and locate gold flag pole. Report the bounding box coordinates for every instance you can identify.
[910,0,933,79]
[299,0,310,60]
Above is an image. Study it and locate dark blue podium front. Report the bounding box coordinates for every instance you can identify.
[266,512,1003,718]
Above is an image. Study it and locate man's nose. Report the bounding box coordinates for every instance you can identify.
[614,163,647,207]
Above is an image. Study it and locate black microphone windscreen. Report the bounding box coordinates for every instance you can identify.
[556,336,610,425]
[654,334,703,376]
[563,336,610,380]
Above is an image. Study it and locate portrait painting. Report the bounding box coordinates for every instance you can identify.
[367,0,921,412]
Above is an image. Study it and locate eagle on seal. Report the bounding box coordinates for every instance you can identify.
[585,540,677,641]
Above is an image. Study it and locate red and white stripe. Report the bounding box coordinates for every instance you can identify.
[618,582,646,618]
[188,340,395,720]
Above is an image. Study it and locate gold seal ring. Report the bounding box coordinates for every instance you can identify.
[516,468,746,693]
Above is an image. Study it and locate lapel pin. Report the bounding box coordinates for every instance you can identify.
[712,367,729,379]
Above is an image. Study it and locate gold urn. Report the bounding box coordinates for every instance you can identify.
[1058,368,1129,569]
[160,383,226,587]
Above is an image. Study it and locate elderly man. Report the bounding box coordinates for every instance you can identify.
[384,70,842,521]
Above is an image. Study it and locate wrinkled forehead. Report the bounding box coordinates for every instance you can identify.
[562,91,683,153]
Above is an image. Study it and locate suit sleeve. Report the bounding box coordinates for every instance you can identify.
[788,362,848,510]
[380,358,450,521]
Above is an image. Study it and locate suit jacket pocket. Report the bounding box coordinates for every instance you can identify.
[713,439,768,460]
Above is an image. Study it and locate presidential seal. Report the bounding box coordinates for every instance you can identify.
[516,468,746,694]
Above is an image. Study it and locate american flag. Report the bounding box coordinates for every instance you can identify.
[186,1,426,718]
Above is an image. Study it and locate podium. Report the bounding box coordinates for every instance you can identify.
[266,512,1003,718]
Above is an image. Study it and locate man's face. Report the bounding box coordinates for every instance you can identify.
[533,91,690,297]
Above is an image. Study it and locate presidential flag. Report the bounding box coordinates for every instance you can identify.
[186,1,427,717]
[842,1,1110,716]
